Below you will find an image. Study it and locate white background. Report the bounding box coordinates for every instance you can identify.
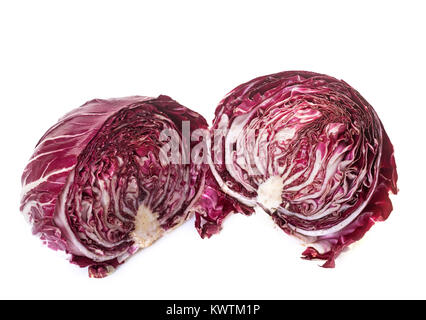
[1,0,425,300]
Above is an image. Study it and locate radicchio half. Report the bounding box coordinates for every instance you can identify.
[195,71,398,267]
[20,95,208,277]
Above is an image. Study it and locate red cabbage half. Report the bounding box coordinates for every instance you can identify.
[195,71,398,267]
[20,95,208,277]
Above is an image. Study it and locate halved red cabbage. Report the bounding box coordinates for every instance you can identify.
[195,71,398,267]
[20,95,208,277]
